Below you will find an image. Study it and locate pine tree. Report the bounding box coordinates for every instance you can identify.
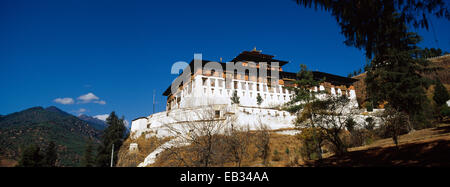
[231,90,240,105]
[43,141,57,167]
[17,144,44,167]
[433,80,449,106]
[256,93,263,106]
[293,1,449,59]
[96,112,127,167]
[433,80,450,121]
[82,138,95,167]
[366,47,433,129]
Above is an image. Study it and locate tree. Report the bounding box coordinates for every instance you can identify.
[231,90,240,105]
[17,144,44,167]
[416,47,447,58]
[163,107,235,167]
[366,47,432,129]
[294,0,449,59]
[82,139,95,167]
[297,127,325,160]
[380,107,410,150]
[433,80,450,121]
[309,95,357,156]
[345,117,357,133]
[284,64,324,159]
[440,105,450,120]
[255,123,271,166]
[256,93,263,106]
[96,111,127,167]
[365,117,375,131]
[363,101,373,112]
[224,125,251,167]
[433,80,449,106]
[43,141,57,167]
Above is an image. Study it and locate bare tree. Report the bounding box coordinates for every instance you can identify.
[163,106,235,166]
[224,124,251,167]
[298,95,358,156]
[379,107,410,150]
[255,122,271,166]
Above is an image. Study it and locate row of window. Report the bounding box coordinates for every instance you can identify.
[201,77,293,95]
[202,88,293,101]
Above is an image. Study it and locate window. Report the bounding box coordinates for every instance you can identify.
[202,77,207,86]
[211,78,215,87]
[215,110,221,118]
[225,80,231,89]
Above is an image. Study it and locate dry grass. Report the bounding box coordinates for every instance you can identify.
[0,156,17,167]
[302,124,450,167]
[116,133,170,167]
[150,131,303,167]
[349,124,450,151]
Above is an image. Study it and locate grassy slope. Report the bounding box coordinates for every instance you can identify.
[302,124,450,167]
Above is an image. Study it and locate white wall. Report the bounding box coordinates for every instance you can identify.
[169,74,358,110]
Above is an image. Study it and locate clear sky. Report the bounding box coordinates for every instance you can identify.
[1,0,449,126]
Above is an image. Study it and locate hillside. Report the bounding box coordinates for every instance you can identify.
[352,54,450,107]
[302,124,450,167]
[118,124,450,167]
[0,106,102,167]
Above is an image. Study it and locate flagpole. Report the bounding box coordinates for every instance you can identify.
[110,143,114,167]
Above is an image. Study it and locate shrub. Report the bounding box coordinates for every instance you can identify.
[364,101,373,112]
[272,150,281,161]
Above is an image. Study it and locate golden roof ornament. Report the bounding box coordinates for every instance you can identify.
[252,47,262,53]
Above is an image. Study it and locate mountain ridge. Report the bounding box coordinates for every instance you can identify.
[0,106,102,166]
[78,114,108,130]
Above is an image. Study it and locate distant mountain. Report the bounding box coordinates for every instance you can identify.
[78,114,108,130]
[0,106,102,167]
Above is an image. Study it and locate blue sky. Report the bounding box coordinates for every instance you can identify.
[1,0,449,125]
